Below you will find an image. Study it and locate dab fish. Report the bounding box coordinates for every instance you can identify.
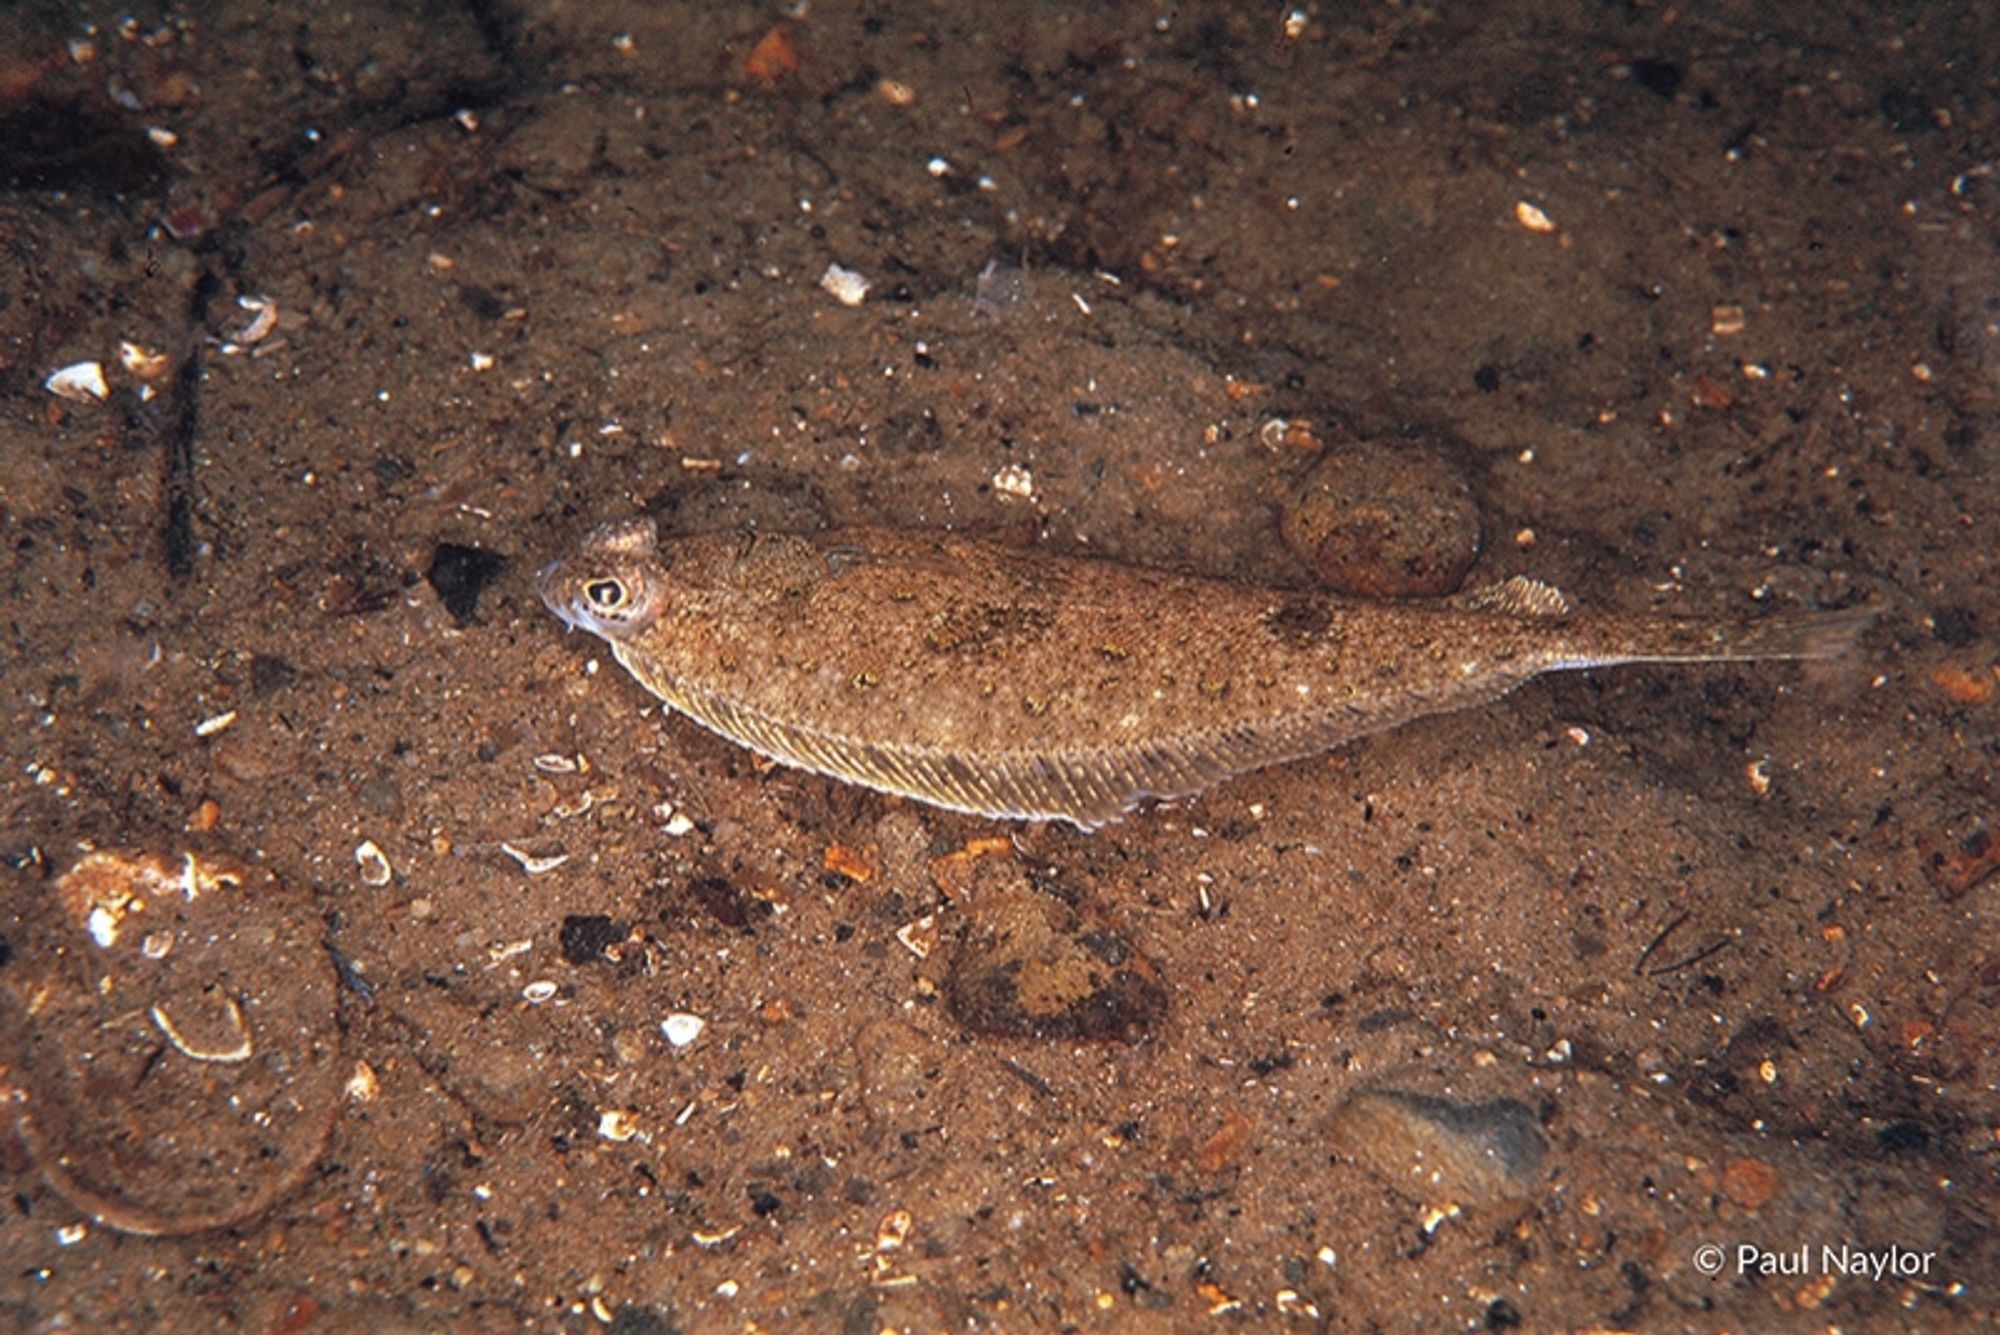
[537,519,1868,831]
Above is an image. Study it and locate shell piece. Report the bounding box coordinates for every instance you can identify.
[819,263,871,306]
[44,361,108,402]
[661,1012,706,1048]
[353,838,393,886]
[538,522,1869,829]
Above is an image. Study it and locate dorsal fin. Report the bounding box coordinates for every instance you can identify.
[586,517,658,557]
[1458,575,1572,618]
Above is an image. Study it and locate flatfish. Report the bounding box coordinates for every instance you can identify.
[537,519,1867,830]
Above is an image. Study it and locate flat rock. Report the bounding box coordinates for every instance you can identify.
[945,876,1166,1044]
[1279,438,1481,597]
[1325,1086,1546,1205]
[0,845,342,1235]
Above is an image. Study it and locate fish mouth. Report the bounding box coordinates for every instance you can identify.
[534,559,588,634]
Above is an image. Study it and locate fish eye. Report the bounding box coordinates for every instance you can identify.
[583,578,628,610]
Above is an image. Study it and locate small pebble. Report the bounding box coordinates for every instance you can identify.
[597,1109,645,1143]
[1721,1155,1779,1210]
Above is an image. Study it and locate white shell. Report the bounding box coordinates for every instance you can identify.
[44,361,108,402]
[992,464,1034,500]
[660,1012,706,1048]
[819,263,871,306]
[354,839,393,887]
[500,842,569,875]
[596,1109,648,1143]
[86,905,121,949]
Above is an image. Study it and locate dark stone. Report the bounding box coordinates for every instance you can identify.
[559,914,624,965]
[878,408,943,454]
[371,456,415,487]
[426,542,508,625]
[1879,86,1934,134]
[606,1306,680,1335]
[1626,58,1684,99]
[459,285,508,321]
[1876,1120,1929,1152]
[1931,606,1976,648]
[248,654,298,697]
[681,876,770,931]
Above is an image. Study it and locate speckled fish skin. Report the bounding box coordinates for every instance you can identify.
[537,519,1867,830]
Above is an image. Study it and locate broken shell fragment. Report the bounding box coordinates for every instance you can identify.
[150,993,254,1063]
[875,1207,914,1251]
[354,839,393,887]
[193,709,237,738]
[661,1012,706,1048]
[44,361,108,402]
[233,294,278,344]
[819,262,871,306]
[345,1060,380,1102]
[895,915,938,959]
[992,463,1034,500]
[118,341,172,379]
[597,1108,648,1143]
[501,841,569,875]
[1514,200,1556,233]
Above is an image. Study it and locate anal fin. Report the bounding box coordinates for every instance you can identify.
[1458,575,1572,618]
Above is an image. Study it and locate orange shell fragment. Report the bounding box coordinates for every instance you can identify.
[1930,664,1994,705]
[744,26,799,86]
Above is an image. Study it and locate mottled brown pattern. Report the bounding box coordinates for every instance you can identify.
[1262,596,1336,648]
[924,602,1057,655]
[539,520,1868,829]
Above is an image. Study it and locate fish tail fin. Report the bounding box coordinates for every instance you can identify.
[1611,602,1879,665]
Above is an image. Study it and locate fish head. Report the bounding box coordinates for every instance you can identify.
[536,518,665,642]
